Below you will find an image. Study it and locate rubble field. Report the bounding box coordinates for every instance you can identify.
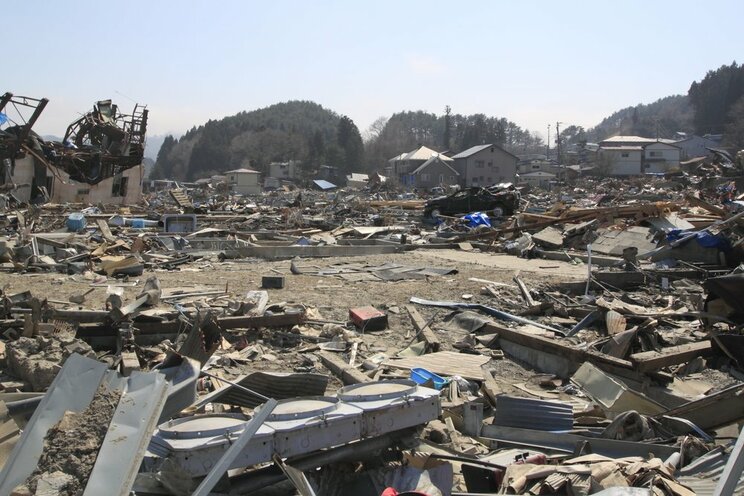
[2,174,744,495]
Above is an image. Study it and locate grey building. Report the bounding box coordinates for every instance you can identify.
[409,156,459,190]
[388,145,457,188]
[673,135,721,160]
[451,144,518,187]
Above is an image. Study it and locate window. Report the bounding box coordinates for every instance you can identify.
[475,160,485,168]
[421,173,430,181]
[439,174,444,183]
[112,175,128,197]
[649,151,662,157]
[493,166,500,174]
[621,153,629,158]
[532,164,541,170]
[487,161,493,167]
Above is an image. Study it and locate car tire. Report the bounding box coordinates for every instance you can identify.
[492,206,505,218]
[429,208,442,219]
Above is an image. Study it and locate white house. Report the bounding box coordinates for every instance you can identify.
[225,168,261,195]
[597,146,644,175]
[643,141,681,173]
[598,136,681,175]
[519,171,556,189]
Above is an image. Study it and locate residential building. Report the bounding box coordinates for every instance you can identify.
[4,155,143,204]
[672,134,722,159]
[519,171,556,190]
[388,145,456,187]
[643,141,681,173]
[451,144,518,187]
[597,136,681,175]
[407,155,459,190]
[268,161,298,181]
[597,146,644,175]
[518,160,554,175]
[225,168,261,195]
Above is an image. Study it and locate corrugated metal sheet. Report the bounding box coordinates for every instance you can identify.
[493,395,574,431]
[677,446,744,495]
[197,371,328,408]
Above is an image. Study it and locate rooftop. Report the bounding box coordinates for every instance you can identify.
[225,168,260,174]
[390,145,453,163]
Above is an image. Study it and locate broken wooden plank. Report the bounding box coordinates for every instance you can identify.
[382,351,489,381]
[513,276,536,307]
[96,219,116,243]
[218,312,304,330]
[405,305,441,352]
[630,341,712,373]
[482,322,632,372]
[318,351,370,385]
[480,365,502,407]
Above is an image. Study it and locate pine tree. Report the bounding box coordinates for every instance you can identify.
[336,115,364,174]
[150,135,177,179]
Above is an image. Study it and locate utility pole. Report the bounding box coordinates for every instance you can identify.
[556,121,562,165]
[546,124,550,158]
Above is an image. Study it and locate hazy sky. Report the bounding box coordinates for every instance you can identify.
[4,1,743,140]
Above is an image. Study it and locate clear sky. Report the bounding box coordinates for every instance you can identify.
[5,0,743,140]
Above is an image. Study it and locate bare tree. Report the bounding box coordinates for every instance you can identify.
[363,116,388,143]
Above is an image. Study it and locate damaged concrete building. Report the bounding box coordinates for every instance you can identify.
[0,92,148,206]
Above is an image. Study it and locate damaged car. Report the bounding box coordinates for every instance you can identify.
[424,184,521,219]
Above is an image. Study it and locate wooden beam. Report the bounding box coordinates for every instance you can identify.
[630,341,712,372]
[218,312,304,330]
[96,219,116,243]
[480,365,501,407]
[405,305,441,352]
[685,193,727,218]
[318,351,370,385]
[513,276,536,307]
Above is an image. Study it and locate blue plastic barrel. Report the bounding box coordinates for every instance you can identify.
[66,213,86,231]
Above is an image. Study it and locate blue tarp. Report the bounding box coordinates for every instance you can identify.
[667,229,731,251]
[0,113,7,125]
[462,211,491,228]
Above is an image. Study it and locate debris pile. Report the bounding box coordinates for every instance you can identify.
[14,383,119,495]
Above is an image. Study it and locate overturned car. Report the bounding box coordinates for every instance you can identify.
[423,184,521,219]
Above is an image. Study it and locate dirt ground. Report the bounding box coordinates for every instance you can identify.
[2,249,587,391]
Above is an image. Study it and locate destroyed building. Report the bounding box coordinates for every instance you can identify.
[0,93,147,206]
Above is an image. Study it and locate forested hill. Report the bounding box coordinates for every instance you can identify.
[586,62,744,146]
[587,95,693,142]
[151,102,546,180]
[150,101,360,181]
